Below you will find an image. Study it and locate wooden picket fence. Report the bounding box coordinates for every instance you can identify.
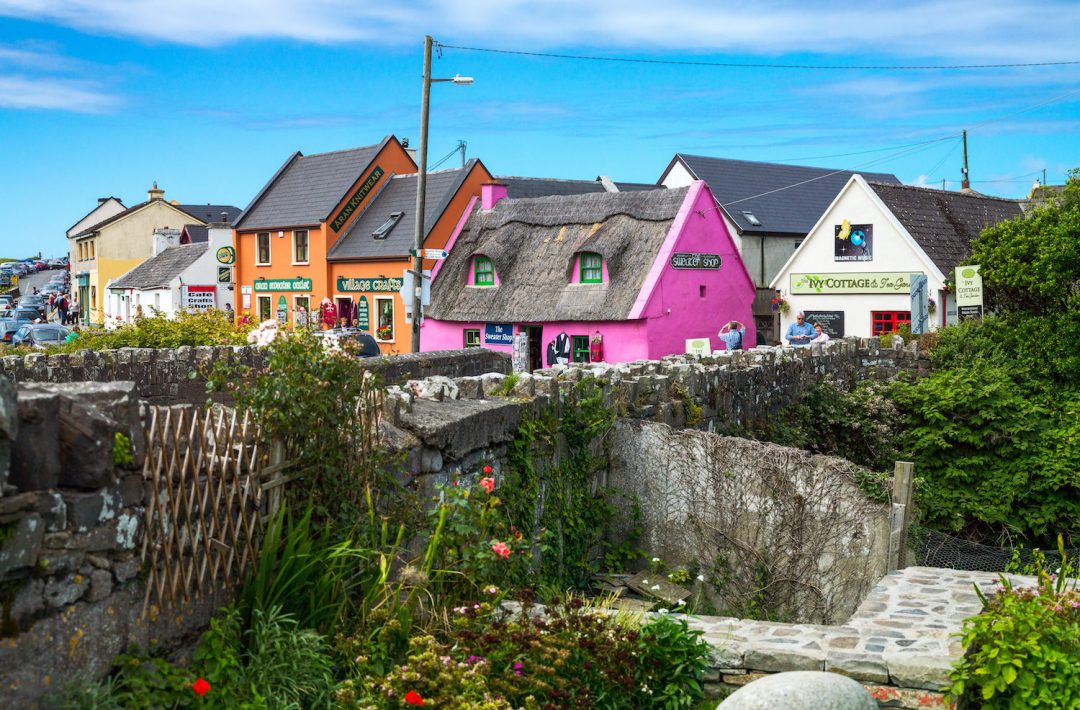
[139,406,285,614]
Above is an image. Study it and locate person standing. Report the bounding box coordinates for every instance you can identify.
[785,312,816,346]
[69,297,79,326]
[811,322,830,343]
[57,294,68,325]
[717,320,746,350]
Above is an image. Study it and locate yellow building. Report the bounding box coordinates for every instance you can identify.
[68,184,239,324]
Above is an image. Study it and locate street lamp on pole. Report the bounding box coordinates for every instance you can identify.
[411,35,473,353]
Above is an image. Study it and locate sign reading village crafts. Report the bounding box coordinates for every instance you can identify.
[253,278,311,292]
[790,272,915,294]
[955,265,983,320]
[670,252,721,270]
[330,166,385,233]
[834,220,873,262]
[336,276,403,293]
[484,323,514,345]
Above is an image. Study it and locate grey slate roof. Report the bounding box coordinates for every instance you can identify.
[111,244,207,290]
[673,155,901,236]
[498,176,660,199]
[328,162,475,261]
[235,137,395,230]
[427,187,689,323]
[182,225,209,243]
[176,204,242,225]
[868,182,1023,274]
[71,200,238,238]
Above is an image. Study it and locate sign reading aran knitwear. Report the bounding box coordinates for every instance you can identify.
[253,278,311,292]
[336,276,403,293]
[330,166,385,232]
[790,272,915,294]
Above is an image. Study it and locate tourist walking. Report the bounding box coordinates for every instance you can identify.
[56,294,68,325]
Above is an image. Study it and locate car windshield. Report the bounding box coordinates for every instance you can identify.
[13,310,37,319]
[33,329,66,341]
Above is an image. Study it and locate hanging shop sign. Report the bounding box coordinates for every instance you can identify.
[276,295,288,324]
[356,295,370,330]
[803,311,845,338]
[484,323,514,345]
[670,252,721,270]
[955,265,983,320]
[253,278,311,292]
[910,273,929,333]
[330,166,385,232]
[336,276,403,293]
[834,220,873,262]
[217,267,232,283]
[790,272,914,294]
[215,246,236,265]
[181,285,216,311]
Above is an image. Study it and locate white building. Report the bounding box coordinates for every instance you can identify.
[771,175,1022,339]
[106,221,234,323]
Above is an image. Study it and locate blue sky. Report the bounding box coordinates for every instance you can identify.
[1,0,1078,259]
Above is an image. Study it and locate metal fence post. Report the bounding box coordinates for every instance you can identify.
[893,461,914,568]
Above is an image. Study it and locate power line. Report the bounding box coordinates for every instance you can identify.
[772,135,958,163]
[436,42,1080,71]
[922,139,963,180]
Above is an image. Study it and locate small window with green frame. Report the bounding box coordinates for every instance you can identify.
[571,335,590,363]
[579,252,603,283]
[474,255,494,286]
[464,329,481,347]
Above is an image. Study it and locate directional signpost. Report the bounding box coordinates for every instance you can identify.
[409,248,449,260]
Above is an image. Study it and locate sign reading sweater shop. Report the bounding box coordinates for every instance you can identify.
[336,276,403,293]
[670,252,721,270]
[484,323,514,345]
[253,278,311,292]
[790,272,914,294]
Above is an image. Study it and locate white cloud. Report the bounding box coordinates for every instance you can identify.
[0,0,1078,63]
[0,74,119,112]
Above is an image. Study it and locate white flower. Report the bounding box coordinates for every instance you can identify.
[676,599,686,606]
[651,584,660,591]
[651,557,661,563]
[641,578,649,585]
[696,574,705,582]
[657,608,669,614]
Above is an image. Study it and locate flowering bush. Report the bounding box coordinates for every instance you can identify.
[377,325,393,340]
[770,295,790,313]
[54,308,250,352]
[947,539,1079,708]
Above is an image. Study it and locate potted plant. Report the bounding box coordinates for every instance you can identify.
[377,325,393,340]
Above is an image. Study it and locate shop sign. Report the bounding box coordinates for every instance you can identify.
[834,220,873,262]
[955,265,983,321]
[217,267,232,283]
[803,311,844,337]
[670,252,721,270]
[356,295,370,330]
[790,272,914,294]
[336,276,403,293]
[685,338,711,356]
[182,285,216,311]
[330,166,385,232]
[253,278,311,292]
[215,246,236,265]
[276,295,287,324]
[484,323,514,345]
[910,274,929,333]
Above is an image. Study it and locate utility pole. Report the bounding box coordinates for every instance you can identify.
[961,130,970,190]
[459,140,467,168]
[411,35,433,354]
[1043,168,1047,187]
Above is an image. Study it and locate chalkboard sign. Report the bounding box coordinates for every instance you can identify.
[804,310,844,338]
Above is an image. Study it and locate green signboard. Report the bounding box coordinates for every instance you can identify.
[336,276,402,293]
[276,295,287,324]
[790,272,916,295]
[217,267,232,283]
[356,295,369,330]
[253,277,311,292]
[215,246,236,265]
[955,265,983,320]
[329,166,385,233]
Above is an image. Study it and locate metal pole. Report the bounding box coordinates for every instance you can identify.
[411,35,432,354]
[961,130,970,190]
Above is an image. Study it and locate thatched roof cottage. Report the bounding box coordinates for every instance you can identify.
[421,181,755,368]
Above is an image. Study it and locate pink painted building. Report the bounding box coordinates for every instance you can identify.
[421,181,755,369]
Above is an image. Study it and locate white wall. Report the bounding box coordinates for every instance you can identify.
[772,177,944,339]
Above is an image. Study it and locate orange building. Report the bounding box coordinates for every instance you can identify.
[232,136,416,334]
[325,158,492,353]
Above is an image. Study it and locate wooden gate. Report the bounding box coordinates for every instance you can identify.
[140,406,278,613]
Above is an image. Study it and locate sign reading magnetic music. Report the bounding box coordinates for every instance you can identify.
[181,285,216,311]
[790,272,917,294]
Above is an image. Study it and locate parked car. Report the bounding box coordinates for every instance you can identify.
[33,261,48,272]
[12,324,69,348]
[11,308,40,325]
[313,328,383,358]
[0,319,19,344]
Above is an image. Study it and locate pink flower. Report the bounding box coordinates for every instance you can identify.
[491,541,511,558]
[480,477,495,494]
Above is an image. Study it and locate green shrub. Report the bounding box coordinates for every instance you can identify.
[55,309,249,352]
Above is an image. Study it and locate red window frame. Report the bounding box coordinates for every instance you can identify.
[871,310,911,335]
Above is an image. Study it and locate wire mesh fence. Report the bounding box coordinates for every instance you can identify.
[910,524,1078,573]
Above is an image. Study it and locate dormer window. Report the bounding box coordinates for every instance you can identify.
[474,255,495,286]
[372,212,404,239]
[580,252,603,284]
[740,210,762,226]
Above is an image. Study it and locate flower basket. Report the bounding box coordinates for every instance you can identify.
[771,296,790,314]
[376,326,393,340]
[928,298,937,315]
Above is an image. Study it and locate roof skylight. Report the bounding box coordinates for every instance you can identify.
[372,212,404,239]
[740,210,762,226]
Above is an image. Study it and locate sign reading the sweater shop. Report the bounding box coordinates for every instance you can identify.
[834,220,873,262]
[790,272,915,294]
[336,276,403,293]
[955,265,983,320]
[484,323,514,345]
[253,278,311,292]
[330,166,385,232]
[182,285,216,311]
[670,252,721,270]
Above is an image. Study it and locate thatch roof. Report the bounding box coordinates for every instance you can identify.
[426,187,689,323]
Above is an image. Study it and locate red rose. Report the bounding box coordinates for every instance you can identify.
[192,678,210,697]
[405,690,424,705]
[483,465,493,474]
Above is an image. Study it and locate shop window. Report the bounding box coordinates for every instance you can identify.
[474,256,494,286]
[872,310,911,335]
[257,295,271,322]
[580,252,603,284]
[373,212,403,239]
[293,230,309,264]
[375,297,394,341]
[699,285,706,299]
[256,232,271,265]
[572,335,590,363]
[464,329,481,348]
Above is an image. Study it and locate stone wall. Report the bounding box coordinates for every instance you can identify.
[0,347,511,406]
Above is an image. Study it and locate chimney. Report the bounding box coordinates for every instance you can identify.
[481,182,508,210]
[597,175,619,192]
[152,227,180,256]
[148,181,164,201]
